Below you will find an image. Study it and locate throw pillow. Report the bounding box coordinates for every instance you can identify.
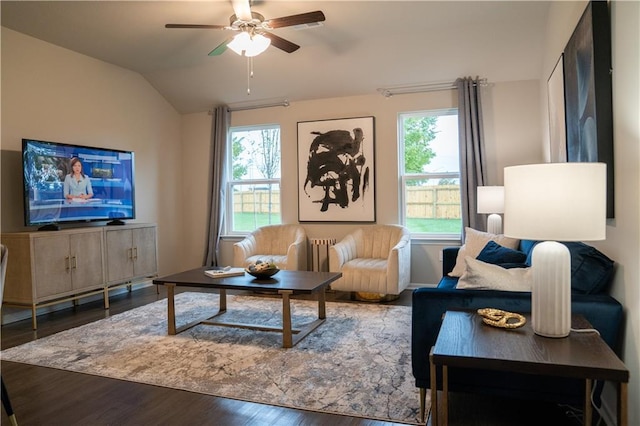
[448,228,520,277]
[476,241,528,266]
[523,241,614,294]
[457,257,532,292]
[564,242,615,294]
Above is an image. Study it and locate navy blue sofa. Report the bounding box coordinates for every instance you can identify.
[411,240,623,409]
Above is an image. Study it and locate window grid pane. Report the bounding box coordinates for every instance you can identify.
[399,110,462,237]
[228,125,282,234]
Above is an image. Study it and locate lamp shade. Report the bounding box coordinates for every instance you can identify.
[477,186,504,214]
[504,163,606,242]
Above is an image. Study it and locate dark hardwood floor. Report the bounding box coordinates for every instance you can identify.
[1,286,584,425]
[1,286,413,426]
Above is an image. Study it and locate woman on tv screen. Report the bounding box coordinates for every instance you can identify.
[63,157,93,201]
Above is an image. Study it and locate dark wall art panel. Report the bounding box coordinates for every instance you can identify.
[563,0,614,217]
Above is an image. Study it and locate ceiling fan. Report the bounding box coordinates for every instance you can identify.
[165,0,326,57]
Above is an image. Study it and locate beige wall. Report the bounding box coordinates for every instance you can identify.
[2,3,637,422]
[0,25,544,287]
[0,28,183,279]
[541,2,640,424]
[180,82,543,284]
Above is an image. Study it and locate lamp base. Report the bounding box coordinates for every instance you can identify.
[487,214,502,234]
[531,241,571,338]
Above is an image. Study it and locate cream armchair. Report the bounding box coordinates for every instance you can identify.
[233,224,308,271]
[329,224,411,299]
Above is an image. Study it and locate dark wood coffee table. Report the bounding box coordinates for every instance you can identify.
[429,311,629,426]
[153,267,342,348]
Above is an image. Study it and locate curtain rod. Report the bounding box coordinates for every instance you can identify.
[377,78,488,98]
[209,100,290,114]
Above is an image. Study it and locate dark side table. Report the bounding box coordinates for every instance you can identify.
[429,310,629,426]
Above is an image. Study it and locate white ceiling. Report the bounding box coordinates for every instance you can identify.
[1,1,551,114]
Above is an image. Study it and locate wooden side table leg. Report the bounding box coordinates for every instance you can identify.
[619,381,627,426]
[429,347,438,426]
[442,365,449,425]
[584,379,592,426]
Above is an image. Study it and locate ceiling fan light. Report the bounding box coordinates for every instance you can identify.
[228,32,271,57]
[228,32,250,55]
[246,34,271,57]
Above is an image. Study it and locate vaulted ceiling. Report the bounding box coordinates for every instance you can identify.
[1,1,550,114]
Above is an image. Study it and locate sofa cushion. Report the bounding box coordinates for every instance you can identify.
[520,241,614,294]
[476,241,528,266]
[564,242,615,294]
[449,228,520,277]
[437,275,459,289]
[457,257,532,292]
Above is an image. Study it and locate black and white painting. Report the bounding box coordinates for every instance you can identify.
[297,116,375,222]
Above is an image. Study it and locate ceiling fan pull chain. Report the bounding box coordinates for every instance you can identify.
[246,57,251,95]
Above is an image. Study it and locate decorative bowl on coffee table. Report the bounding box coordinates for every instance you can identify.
[245,267,279,279]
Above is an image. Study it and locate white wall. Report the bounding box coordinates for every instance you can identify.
[180,82,542,285]
[541,2,640,424]
[0,28,183,279]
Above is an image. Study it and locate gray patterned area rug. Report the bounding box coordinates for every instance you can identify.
[1,292,425,425]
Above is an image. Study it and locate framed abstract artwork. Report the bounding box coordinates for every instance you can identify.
[297,116,376,222]
[563,0,614,217]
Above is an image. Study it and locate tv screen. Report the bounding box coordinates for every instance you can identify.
[22,139,135,229]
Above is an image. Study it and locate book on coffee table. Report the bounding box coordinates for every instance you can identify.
[204,267,245,278]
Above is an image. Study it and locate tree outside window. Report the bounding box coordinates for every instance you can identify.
[399,110,461,238]
[227,125,281,233]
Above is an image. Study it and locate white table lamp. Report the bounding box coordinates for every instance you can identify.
[504,163,606,338]
[477,186,504,234]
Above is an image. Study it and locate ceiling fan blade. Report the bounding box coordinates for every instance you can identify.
[208,37,235,56]
[266,11,325,29]
[165,24,226,29]
[232,0,252,22]
[262,32,300,53]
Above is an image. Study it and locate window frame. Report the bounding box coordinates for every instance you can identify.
[225,124,282,236]
[398,108,462,241]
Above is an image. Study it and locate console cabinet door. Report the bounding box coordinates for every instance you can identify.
[105,229,135,284]
[105,225,157,284]
[70,231,104,291]
[32,234,73,299]
[32,231,105,298]
[132,227,157,278]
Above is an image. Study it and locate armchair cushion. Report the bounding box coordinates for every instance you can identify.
[329,224,411,295]
[233,224,307,271]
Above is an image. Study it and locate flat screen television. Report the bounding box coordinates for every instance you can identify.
[22,138,135,230]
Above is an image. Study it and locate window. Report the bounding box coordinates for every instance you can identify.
[226,125,281,234]
[399,109,461,239]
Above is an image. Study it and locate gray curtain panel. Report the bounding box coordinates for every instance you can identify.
[456,76,487,236]
[204,106,230,266]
